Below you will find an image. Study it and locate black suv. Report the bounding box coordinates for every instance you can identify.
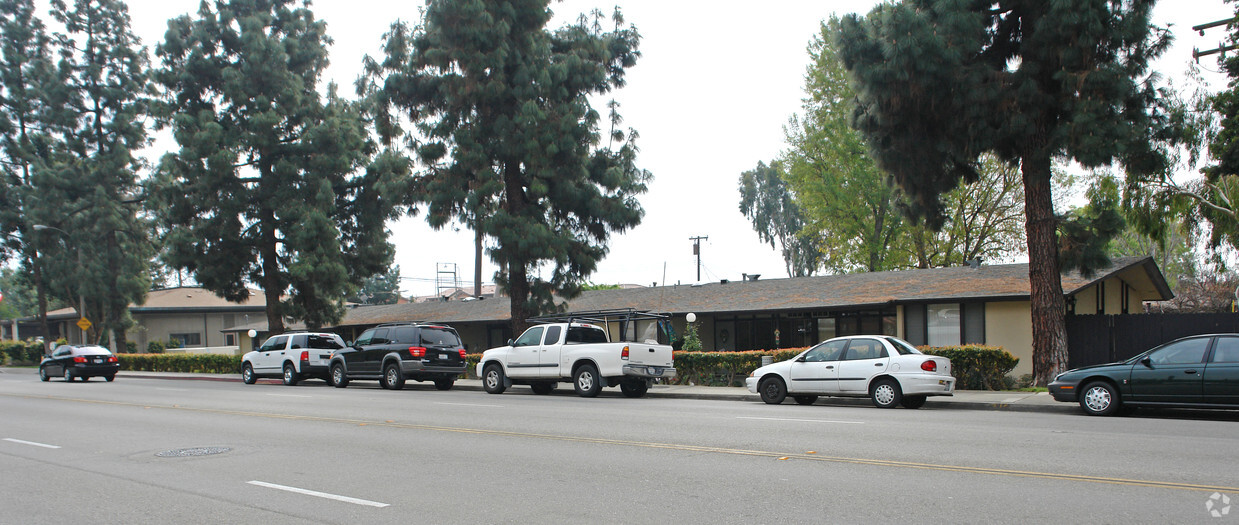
[329,323,466,390]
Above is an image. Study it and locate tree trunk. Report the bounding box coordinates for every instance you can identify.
[1022,154,1068,386]
[32,250,52,355]
[503,162,530,335]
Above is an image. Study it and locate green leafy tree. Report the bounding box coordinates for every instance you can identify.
[838,0,1171,385]
[738,160,820,277]
[348,264,402,305]
[368,1,650,332]
[32,0,153,352]
[152,0,402,332]
[908,155,1026,269]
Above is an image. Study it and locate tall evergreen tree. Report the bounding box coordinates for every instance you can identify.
[368,1,650,332]
[35,0,152,352]
[152,0,402,332]
[838,0,1171,385]
[738,160,820,277]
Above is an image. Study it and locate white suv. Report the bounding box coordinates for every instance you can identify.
[242,332,346,386]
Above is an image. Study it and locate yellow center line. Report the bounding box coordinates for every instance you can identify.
[7,392,1237,493]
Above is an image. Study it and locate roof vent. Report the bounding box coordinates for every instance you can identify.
[742,273,761,282]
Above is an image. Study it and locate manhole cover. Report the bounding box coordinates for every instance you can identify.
[156,447,231,458]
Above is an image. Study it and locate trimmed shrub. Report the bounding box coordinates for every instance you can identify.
[147,340,167,354]
[669,348,807,387]
[921,345,1019,390]
[118,353,242,374]
[1,340,46,365]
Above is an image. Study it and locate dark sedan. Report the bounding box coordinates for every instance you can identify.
[39,345,120,382]
[1048,334,1239,416]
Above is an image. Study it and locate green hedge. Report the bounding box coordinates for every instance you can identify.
[920,345,1019,390]
[118,353,242,374]
[0,340,45,365]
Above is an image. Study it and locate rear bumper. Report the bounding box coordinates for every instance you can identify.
[622,364,676,379]
[898,374,955,396]
[70,363,120,376]
[300,363,330,378]
[400,362,465,378]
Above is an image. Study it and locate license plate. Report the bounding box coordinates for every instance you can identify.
[441,353,450,360]
[93,358,102,363]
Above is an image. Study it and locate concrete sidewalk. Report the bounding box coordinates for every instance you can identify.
[2,367,1076,414]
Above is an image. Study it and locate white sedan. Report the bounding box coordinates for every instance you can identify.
[745,335,956,408]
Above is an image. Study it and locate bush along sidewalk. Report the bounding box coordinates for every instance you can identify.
[118,354,242,374]
[1,340,46,365]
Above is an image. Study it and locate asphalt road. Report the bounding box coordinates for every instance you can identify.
[1,369,1237,524]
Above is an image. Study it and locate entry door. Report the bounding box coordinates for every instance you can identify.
[1205,336,1239,405]
[786,339,846,394]
[1128,337,1208,403]
[835,338,889,394]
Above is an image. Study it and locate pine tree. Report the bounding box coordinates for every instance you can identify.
[152,0,401,333]
[368,1,650,332]
[838,0,1170,385]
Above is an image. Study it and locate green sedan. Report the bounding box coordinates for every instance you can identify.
[1048,334,1239,416]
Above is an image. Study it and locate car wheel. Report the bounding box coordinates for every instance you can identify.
[382,362,405,390]
[331,363,349,388]
[39,367,49,382]
[483,364,507,394]
[1079,381,1121,416]
[530,382,555,395]
[64,368,74,382]
[870,378,902,408]
[434,378,455,391]
[900,395,927,409]
[80,376,89,382]
[104,375,115,382]
[793,395,818,406]
[282,363,300,386]
[758,377,787,405]
[573,364,602,398]
[242,363,257,385]
[620,380,649,398]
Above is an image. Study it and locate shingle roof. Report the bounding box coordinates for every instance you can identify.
[330,256,1171,327]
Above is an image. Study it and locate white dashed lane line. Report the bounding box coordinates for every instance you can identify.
[736,416,865,424]
[3,438,61,449]
[247,481,389,508]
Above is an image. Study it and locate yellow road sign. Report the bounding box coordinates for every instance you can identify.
[76,318,92,331]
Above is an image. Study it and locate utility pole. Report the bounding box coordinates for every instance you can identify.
[690,235,708,281]
[1193,18,1238,61]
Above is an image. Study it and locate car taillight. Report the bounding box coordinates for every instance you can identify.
[107,356,118,363]
[621,346,629,360]
[300,351,309,361]
[458,349,466,359]
[921,360,937,372]
[409,346,426,358]
[73,356,87,363]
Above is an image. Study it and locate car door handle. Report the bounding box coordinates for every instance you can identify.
[1185,370,1198,374]
[825,365,834,369]
[875,363,883,367]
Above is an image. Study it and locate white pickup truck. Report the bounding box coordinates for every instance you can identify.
[476,321,676,398]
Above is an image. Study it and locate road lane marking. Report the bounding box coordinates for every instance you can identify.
[247,481,389,508]
[9,392,1238,494]
[4,438,61,449]
[434,402,503,408]
[155,388,188,392]
[737,416,864,424]
[266,394,312,398]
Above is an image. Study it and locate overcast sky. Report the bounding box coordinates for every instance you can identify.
[110,0,1239,296]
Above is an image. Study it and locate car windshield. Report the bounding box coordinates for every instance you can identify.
[883,337,922,355]
[566,326,609,344]
[420,327,461,347]
[307,335,343,350]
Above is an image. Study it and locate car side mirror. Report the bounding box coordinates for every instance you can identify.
[1140,357,1153,368]
[507,339,514,346]
[795,356,806,363]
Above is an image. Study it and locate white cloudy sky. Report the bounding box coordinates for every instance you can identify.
[107,0,1238,296]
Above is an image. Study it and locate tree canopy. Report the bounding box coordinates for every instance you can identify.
[738,160,820,277]
[368,0,650,332]
[839,0,1171,384]
[152,0,402,332]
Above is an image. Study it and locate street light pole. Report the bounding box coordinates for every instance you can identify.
[32,224,87,345]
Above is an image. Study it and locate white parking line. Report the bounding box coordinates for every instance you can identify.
[736,416,865,425]
[247,481,389,508]
[434,402,503,408]
[4,438,61,449]
[266,394,313,398]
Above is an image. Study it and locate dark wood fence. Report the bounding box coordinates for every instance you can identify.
[1066,313,1239,368]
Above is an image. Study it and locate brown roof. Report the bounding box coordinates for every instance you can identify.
[330,256,1171,327]
[45,286,266,319]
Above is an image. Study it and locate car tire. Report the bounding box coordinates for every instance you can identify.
[382,362,405,390]
[620,380,649,398]
[900,395,927,409]
[483,364,507,394]
[64,368,74,382]
[870,378,902,408]
[39,367,49,382]
[573,364,602,398]
[793,395,818,406]
[282,363,300,386]
[104,375,115,382]
[434,378,455,391]
[331,363,349,388]
[530,382,555,395]
[80,376,89,382]
[758,377,787,405]
[242,363,257,385]
[1079,380,1121,416]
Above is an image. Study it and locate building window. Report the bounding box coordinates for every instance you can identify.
[926,303,961,346]
[170,333,201,347]
[225,333,236,346]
